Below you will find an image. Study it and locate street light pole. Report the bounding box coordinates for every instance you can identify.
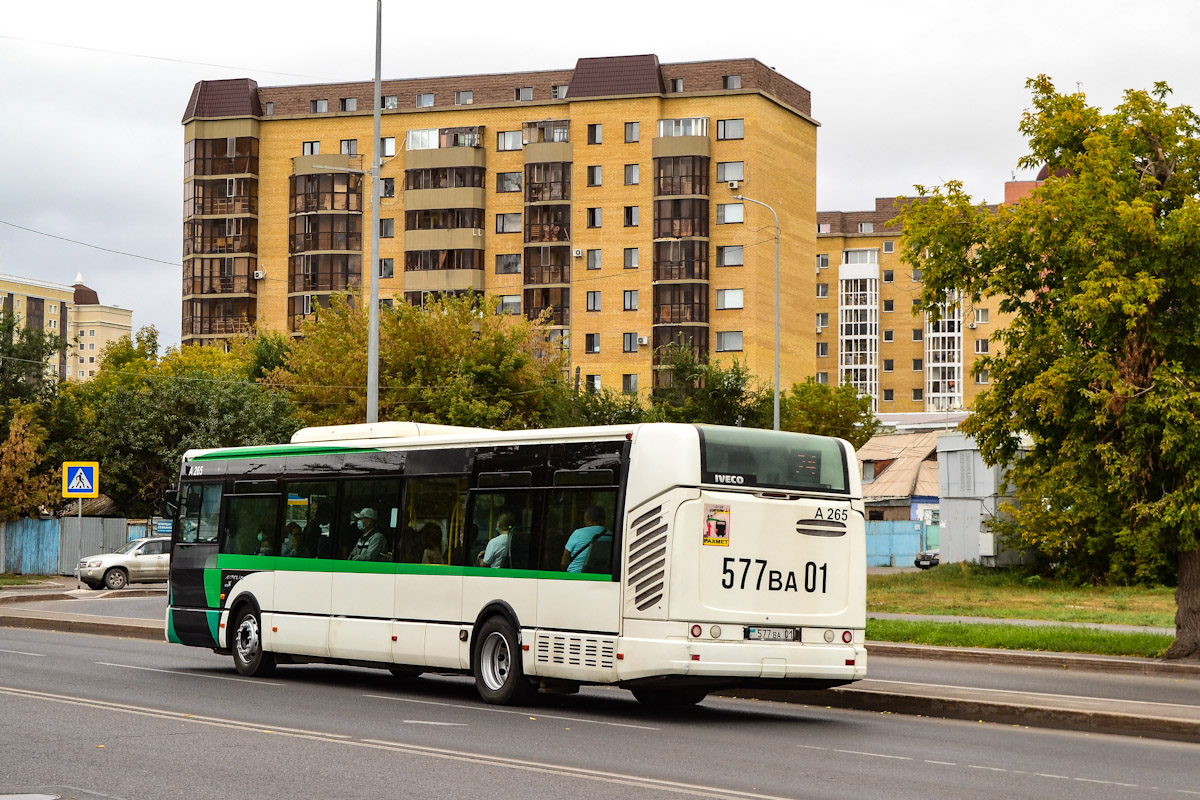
[366,0,382,423]
[733,195,780,431]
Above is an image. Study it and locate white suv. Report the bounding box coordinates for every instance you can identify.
[78,537,171,590]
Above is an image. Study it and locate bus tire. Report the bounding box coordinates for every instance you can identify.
[231,605,275,677]
[472,615,534,705]
[630,687,708,707]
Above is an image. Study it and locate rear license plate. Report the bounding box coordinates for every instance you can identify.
[746,626,795,641]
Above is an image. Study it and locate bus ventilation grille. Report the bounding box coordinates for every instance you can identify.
[536,634,616,669]
[628,505,667,611]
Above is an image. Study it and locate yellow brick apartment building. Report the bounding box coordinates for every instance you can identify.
[181,55,818,393]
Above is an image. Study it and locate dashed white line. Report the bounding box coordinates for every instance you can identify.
[0,648,45,657]
[364,693,658,731]
[96,661,285,686]
[833,749,912,761]
[403,720,468,726]
[1074,778,1138,787]
[1035,773,1070,780]
[968,765,1006,772]
[797,745,827,751]
[925,760,956,766]
[864,679,1200,712]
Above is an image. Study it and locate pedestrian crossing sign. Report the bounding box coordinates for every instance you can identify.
[62,461,100,499]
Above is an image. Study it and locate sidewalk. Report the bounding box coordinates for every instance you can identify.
[2,576,1198,742]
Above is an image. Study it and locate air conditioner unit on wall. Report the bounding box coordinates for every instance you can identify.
[637,335,649,346]
[253,270,266,280]
[968,321,977,329]
[728,180,740,190]
[573,248,583,258]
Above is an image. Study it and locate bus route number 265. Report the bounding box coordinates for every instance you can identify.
[720,557,828,593]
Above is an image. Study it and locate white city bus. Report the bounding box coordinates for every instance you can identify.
[166,422,866,706]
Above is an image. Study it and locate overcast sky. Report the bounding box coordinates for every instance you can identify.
[2,0,1196,348]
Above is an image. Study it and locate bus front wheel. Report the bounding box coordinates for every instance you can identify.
[473,616,534,705]
[630,687,708,707]
[231,606,276,677]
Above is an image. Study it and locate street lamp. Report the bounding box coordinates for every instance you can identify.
[366,0,382,423]
[732,194,780,431]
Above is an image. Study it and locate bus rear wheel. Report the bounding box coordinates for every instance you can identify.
[473,615,534,705]
[630,687,708,707]
[231,606,276,677]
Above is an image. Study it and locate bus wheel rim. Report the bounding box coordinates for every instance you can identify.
[236,615,259,663]
[481,631,511,690]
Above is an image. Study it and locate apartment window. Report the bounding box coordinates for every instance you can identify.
[623,333,638,353]
[716,288,743,310]
[583,375,600,393]
[381,177,395,198]
[340,139,357,155]
[496,254,522,274]
[716,161,744,182]
[883,240,895,254]
[587,166,602,186]
[816,253,829,270]
[717,204,744,224]
[913,388,924,402]
[883,299,894,312]
[883,269,894,282]
[404,130,437,151]
[496,213,521,233]
[625,122,639,142]
[515,87,533,101]
[588,124,602,144]
[624,248,638,269]
[816,312,829,329]
[622,374,638,393]
[587,249,602,270]
[585,333,600,353]
[624,164,639,185]
[883,329,894,342]
[380,137,395,157]
[913,358,923,371]
[497,131,522,151]
[883,359,894,372]
[975,338,990,354]
[379,218,394,238]
[416,93,434,108]
[302,141,319,156]
[718,245,744,267]
[587,208,601,228]
[586,291,601,311]
[722,75,742,89]
[976,370,990,384]
[379,258,394,279]
[88,343,95,350]
[912,268,924,281]
[88,329,95,336]
[858,222,874,234]
[816,342,829,357]
[311,99,328,113]
[816,372,829,385]
[912,299,922,308]
[623,290,638,311]
[264,102,274,115]
[816,283,829,298]
[496,172,522,193]
[624,206,639,227]
[669,78,683,92]
[913,329,924,342]
[383,95,399,109]
[717,118,744,140]
[975,308,990,324]
[551,84,569,99]
[716,331,744,352]
[883,389,894,402]
[499,295,521,315]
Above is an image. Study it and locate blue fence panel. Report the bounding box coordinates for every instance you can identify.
[4,518,61,575]
[127,523,148,542]
[865,521,924,567]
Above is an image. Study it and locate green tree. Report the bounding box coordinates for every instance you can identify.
[272,294,569,429]
[0,401,58,521]
[780,378,879,449]
[894,76,1200,660]
[71,327,301,516]
[648,343,771,426]
[0,311,64,409]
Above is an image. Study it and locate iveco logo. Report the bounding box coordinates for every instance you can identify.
[713,474,745,485]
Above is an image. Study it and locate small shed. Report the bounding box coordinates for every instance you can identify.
[857,432,940,522]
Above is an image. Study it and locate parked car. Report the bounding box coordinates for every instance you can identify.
[914,548,940,569]
[78,536,171,590]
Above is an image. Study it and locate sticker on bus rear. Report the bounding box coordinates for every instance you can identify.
[703,504,731,546]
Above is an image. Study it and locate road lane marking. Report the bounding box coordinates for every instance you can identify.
[96,661,285,686]
[864,679,1200,711]
[832,749,912,760]
[1035,773,1070,779]
[0,648,45,657]
[968,765,1006,771]
[0,685,789,800]
[363,693,658,731]
[925,760,956,765]
[1074,778,1138,787]
[403,720,468,726]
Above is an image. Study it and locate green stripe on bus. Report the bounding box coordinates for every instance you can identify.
[207,609,220,643]
[204,558,613,582]
[166,609,180,644]
[190,444,382,462]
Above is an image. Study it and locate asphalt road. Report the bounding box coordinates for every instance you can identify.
[0,626,1197,800]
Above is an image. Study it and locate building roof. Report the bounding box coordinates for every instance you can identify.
[876,411,968,432]
[858,431,940,501]
[73,276,99,305]
[568,55,664,98]
[182,78,261,122]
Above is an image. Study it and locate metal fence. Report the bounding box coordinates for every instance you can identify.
[865,520,925,568]
[1,518,153,576]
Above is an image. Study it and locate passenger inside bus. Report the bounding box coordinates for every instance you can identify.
[420,523,444,564]
[347,508,387,561]
[562,505,611,573]
[479,511,515,568]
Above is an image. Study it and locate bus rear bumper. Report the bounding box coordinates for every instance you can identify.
[615,637,868,685]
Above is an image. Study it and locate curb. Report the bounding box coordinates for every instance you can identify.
[0,588,166,605]
[866,641,1200,678]
[0,615,162,641]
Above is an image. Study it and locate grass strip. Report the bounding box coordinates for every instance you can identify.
[866,617,1174,659]
[0,574,50,587]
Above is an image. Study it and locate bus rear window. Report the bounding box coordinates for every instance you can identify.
[698,426,848,493]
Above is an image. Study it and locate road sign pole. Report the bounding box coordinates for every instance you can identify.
[76,500,81,589]
[62,461,99,589]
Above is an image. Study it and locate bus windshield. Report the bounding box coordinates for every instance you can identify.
[698,425,848,493]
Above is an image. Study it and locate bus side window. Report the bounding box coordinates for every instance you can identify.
[180,483,222,544]
[337,478,402,562]
[468,491,541,570]
[283,481,338,558]
[546,489,617,575]
[399,477,467,565]
[222,496,280,556]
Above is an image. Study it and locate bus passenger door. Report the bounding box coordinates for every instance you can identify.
[271,481,336,658]
[330,479,401,663]
[535,486,621,635]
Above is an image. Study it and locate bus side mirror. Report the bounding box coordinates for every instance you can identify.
[161,489,179,519]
